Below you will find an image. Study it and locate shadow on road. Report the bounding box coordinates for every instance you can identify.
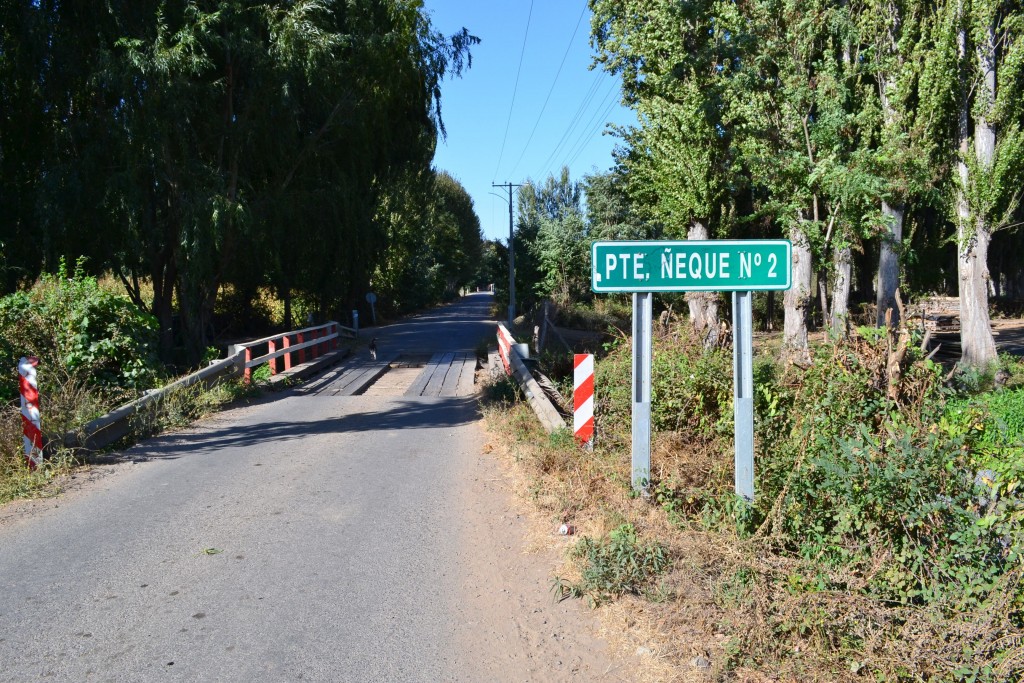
[126,396,482,460]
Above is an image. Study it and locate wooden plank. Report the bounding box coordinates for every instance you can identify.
[333,366,374,396]
[337,362,391,396]
[325,366,367,396]
[455,356,478,396]
[404,352,445,397]
[302,360,358,395]
[424,352,456,396]
[439,353,469,397]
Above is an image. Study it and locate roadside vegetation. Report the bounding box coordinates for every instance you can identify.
[480,5,1024,673]
[1,1,485,365]
[484,315,1024,681]
[0,260,267,503]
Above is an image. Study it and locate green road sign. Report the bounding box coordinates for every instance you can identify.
[591,240,792,293]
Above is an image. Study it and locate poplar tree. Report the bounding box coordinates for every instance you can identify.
[591,0,733,343]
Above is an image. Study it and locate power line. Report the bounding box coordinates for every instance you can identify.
[492,0,535,180]
[535,76,615,179]
[506,0,589,178]
[565,94,621,169]
[562,87,620,169]
[533,73,605,178]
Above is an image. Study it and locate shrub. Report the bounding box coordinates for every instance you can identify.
[594,324,733,441]
[553,524,670,606]
[0,258,160,401]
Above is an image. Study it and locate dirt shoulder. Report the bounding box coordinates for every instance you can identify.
[454,427,646,682]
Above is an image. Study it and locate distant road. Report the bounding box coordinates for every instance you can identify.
[0,293,619,682]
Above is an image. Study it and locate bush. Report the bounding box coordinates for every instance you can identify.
[783,423,1015,608]
[595,324,733,441]
[0,258,161,402]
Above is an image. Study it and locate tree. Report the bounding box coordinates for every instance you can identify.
[591,0,733,343]
[514,167,583,311]
[944,0,1022,367]
[0,1,478,362]
[583,169,652,241]
[372,170,482,313]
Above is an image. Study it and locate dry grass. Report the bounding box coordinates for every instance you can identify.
[0,401,79,504]
[480,371,1024,682]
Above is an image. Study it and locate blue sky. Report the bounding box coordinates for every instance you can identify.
[423,0,634,242]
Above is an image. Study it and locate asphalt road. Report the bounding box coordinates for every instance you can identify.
[0,293,561,682]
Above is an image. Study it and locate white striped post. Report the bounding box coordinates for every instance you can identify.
[18,356,43,470]
[573,353,594,446]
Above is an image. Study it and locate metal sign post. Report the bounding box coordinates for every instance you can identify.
[732,292,754,501]
[591,239,792,499]
[632,293,652,491]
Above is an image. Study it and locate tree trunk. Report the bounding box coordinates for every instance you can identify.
[152,253,177,362]
[816,272,828,331]
[176,276,215,365]
[830,244,851,337]
[956,9,998,367]
[876,200,904,327]
[685,221,719,346]
[783,222,812,361]
[958,222,996,366]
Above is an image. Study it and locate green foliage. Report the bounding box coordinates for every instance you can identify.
[553,524,670,606]
[482,373,522,405]
[0,259,160,401]
[374,170,484,313]
[0,1,479,360]
[125,378,249,443]
[534,209,590,307]
[784,423,1012,608]
[595,323,733,440]
[512,168,584,313]
[0,440,78,506]
[730,337,1024,623]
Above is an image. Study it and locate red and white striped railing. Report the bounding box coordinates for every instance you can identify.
[231,321,352,382]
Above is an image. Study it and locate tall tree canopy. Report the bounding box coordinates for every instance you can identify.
[0,0,478,362]
[590,0,1024,366]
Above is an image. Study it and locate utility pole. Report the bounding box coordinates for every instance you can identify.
[492,182,521,327]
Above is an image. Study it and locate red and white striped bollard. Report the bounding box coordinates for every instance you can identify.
[573,353,594,446]
[18,356,43,470]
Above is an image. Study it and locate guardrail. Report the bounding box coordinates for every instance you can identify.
[229,321,353,381]
[496,324,565,434]
[67,352,247,451]
[66,321,354,452]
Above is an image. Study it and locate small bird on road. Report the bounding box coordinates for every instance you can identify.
[369,338,378,361]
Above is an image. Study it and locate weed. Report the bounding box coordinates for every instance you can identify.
[553,524,670,606]
[126,378,249,443]
[481,373,521,405]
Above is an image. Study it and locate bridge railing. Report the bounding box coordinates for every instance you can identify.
[229,321,355,382]
[64,321,355,452]
[496,324,564,434]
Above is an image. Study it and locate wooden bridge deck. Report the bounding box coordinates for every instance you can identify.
[298,352,478,397]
